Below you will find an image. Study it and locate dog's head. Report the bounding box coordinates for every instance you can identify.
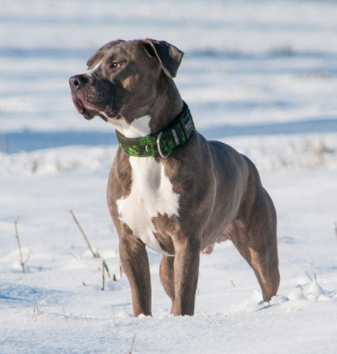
[69,39,184,125]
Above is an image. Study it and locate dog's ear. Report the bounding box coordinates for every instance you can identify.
[143,39,184,78]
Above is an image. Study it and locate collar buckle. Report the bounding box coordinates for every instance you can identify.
[156,131,170,159]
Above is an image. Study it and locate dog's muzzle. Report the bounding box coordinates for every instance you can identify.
[69,74,88,91]
[69,75,98,120]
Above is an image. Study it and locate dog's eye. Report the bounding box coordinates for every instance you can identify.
[110,62,121,69]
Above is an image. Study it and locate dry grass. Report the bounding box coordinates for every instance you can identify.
[69,210,100,258]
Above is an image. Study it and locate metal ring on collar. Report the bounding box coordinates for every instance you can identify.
[156,131,170,158]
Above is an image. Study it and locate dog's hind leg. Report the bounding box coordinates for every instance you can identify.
[229,194,280,302]
[160,255,175,313]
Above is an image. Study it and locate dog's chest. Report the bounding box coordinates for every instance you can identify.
[116,157,179,255]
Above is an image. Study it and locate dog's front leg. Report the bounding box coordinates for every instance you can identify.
[173,237,201,316]
[119,235,152,317]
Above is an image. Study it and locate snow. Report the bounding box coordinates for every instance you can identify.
[1,0,337,353]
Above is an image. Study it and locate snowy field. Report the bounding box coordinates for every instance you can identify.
[1,0,337,353]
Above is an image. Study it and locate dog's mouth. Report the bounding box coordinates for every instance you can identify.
[71,93,121,122]
[71,94,97,120]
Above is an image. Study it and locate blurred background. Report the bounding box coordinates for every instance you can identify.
[1,0,337,153]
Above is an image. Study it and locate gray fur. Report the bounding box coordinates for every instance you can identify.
[70,39,280,317]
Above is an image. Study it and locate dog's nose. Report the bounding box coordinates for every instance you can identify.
[69,75,88,90]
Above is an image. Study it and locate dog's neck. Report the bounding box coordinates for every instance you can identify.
[148,76,184,136]
[107,76,183,138]
[107,114,152,138]
[115,102,195,158]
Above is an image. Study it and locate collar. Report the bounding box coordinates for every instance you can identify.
[116,102,195,158]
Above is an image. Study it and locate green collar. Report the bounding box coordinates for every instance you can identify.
[116,102,195,158]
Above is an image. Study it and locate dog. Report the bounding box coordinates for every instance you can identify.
[69,39,280,316]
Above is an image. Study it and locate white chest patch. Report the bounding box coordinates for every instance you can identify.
[106,115,152,138]
[116,157,180,255]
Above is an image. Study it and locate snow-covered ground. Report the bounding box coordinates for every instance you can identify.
[1,1,337,353]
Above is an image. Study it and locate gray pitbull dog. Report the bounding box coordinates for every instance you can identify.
[69,39,280,317]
